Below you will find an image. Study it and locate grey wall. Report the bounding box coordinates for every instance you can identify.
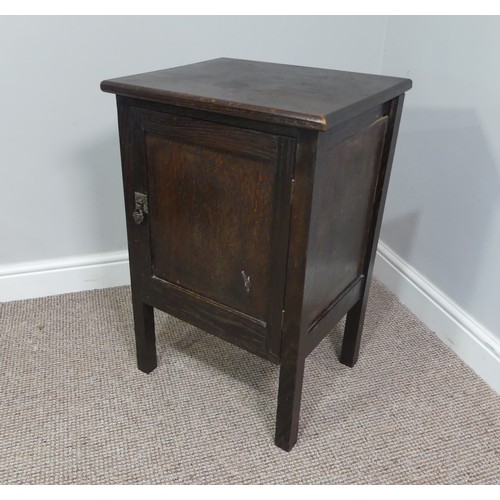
[0,15,388,265]
[380,16,500,339]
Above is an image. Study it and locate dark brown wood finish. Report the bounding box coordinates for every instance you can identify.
[104,59,411,452]
[117,98,157,374]
[275,129,318,451]
[340,94,406,367]
[305,276,364,357]
[102,58,411,131]
[302,108,389,329]
[144,112,279,320]
[116,96,302,139]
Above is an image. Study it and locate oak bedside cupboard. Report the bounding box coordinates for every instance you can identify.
[101,58,412,451]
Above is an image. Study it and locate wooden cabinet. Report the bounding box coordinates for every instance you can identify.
[101,58,411,451]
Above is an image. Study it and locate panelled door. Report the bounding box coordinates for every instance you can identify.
[125,105,296,360]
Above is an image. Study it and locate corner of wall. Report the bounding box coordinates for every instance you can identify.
[378,15,392,74]
[375,241,500,394]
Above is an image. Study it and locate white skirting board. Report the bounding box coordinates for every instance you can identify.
[374,242,500,394]
[0,251,130,303]
[1,245,498,394]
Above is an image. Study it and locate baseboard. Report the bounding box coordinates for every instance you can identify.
[0,251,131,303]
[374,241,500,394]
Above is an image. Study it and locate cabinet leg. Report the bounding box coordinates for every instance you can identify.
[340,296,367,368]
[132,298,157,374]
[275,353,305,452]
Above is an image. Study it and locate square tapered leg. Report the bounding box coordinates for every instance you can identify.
[132,295,157,374]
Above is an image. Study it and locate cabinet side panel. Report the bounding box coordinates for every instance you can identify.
[302,111,389,328]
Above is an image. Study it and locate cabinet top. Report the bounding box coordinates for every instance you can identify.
[101,58,411,131]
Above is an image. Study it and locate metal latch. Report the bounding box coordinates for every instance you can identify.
[132,192,148,225]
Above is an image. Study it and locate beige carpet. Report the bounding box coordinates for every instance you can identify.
[0,280,498,484]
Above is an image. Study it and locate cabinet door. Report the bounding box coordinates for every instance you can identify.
[125,106,295,360]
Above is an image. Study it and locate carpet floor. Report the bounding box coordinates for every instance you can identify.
[0,279,498,484]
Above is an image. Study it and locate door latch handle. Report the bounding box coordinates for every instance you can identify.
[132,192,148,225]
